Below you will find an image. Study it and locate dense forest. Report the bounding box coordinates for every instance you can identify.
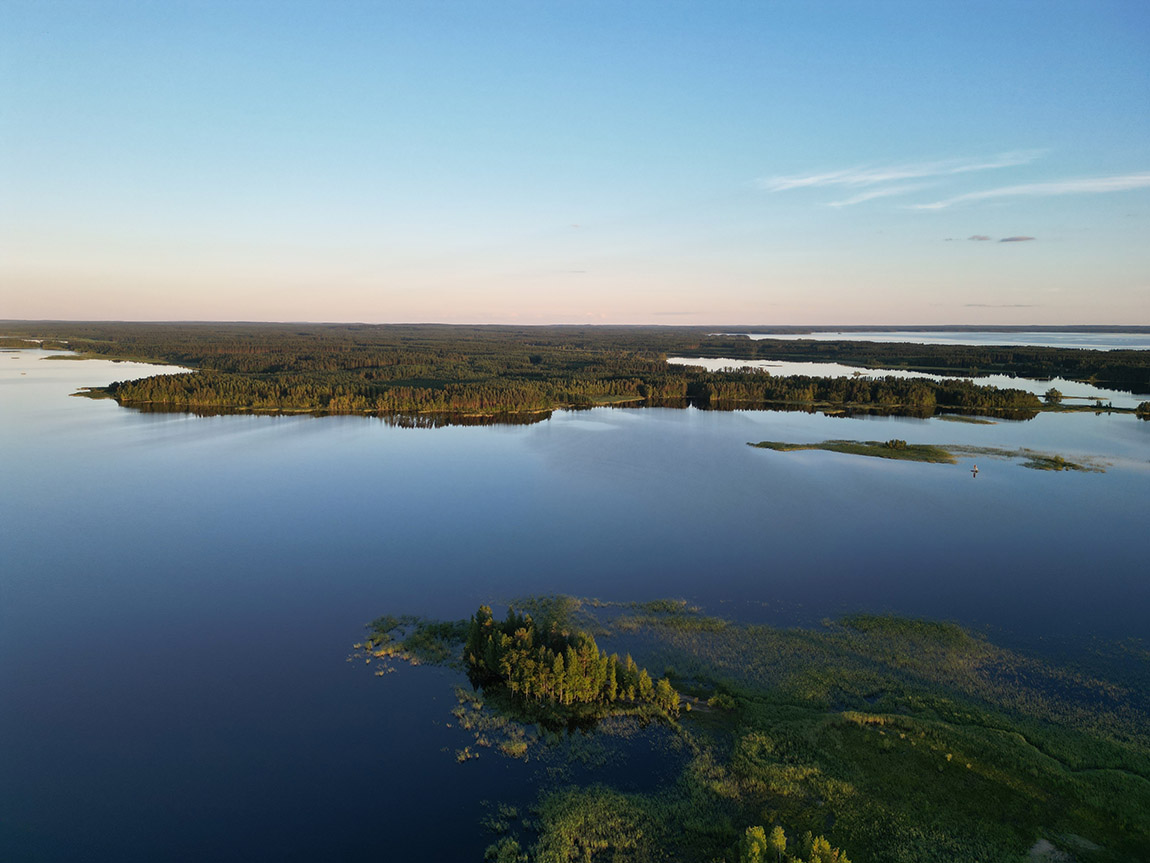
[359,602,681,724]
[465,605,681,717]
[687,334,1150,392]
[3,322,1147,395]
[90,366,1044,419]
[8,321,1135,419]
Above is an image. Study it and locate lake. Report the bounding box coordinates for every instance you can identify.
[2,349,1148,861]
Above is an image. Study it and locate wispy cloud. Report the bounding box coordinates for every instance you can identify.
[965,303,1038,308]
[911,173,1150,210]
[826,184,931,208]
[947,234,1036,242]
[759,150,1041,193]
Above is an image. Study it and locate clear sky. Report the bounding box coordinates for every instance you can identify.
[3,1,1148,325]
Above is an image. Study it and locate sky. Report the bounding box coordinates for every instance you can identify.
[2,1,1148,326]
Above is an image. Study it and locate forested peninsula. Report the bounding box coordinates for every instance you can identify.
[3,322,1148,420]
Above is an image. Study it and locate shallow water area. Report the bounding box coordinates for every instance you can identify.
[2,348,1148,861]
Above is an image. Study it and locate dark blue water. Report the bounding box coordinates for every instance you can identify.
[2,350,1148,860]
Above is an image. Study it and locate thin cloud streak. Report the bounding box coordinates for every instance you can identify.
[759,150,1041,192]
[911,173,1150,210]
[826,184,931,208]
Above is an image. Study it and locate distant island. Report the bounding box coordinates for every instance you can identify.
[359,596,1150,863]
[3,323,1148,422]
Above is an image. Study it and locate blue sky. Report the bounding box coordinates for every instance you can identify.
[3,1,1148,324]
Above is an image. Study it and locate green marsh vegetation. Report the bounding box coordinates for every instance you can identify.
[750,440,1107,472]
[750,439,957,464]
[359,614,470,665]
[357,597,1149,862]
[5,322,1146,421]
[936,414,997,424]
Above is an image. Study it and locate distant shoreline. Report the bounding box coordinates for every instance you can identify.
[4,324,1147,423]
[3,320,1150,333]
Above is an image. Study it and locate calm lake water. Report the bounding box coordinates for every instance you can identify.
[730,331,1150,351]
[2,349,1148,861]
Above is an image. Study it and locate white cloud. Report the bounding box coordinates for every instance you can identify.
[759,150,1041,193]
[826,184,931,208]
[910,173,1150,210]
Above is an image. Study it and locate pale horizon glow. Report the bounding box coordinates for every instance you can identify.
[2,1,1148,326]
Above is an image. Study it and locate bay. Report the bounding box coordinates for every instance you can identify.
[2,349,1147,861]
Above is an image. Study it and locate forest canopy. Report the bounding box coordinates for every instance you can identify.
[3,322,1146,419]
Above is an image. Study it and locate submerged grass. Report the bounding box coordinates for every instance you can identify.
[949,445,1106,472]
[627,611,1150,861]
[356,614,469,665]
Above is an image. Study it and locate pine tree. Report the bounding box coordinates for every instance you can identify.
[769,826,786,862]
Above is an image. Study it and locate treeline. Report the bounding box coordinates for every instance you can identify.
[692,335,1150,393]
[0,336,70,350]
[102,367,687,414]
[3,321,1139,418]
[0,322,693,376]
[100,367,1040,419]
[465,605,681,716]
[738,824,850,863]
[3,321,1147,392]
[693,373,1041,414]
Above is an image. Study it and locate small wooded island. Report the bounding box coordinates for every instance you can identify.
[362,603,682,724]
[356,597,1149,863]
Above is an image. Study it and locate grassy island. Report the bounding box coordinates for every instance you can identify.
[750,439,957,463]
[358,597,1149,863]
[750,440,1105,472]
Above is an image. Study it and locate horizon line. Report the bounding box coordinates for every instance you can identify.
[4,319,1150,331]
